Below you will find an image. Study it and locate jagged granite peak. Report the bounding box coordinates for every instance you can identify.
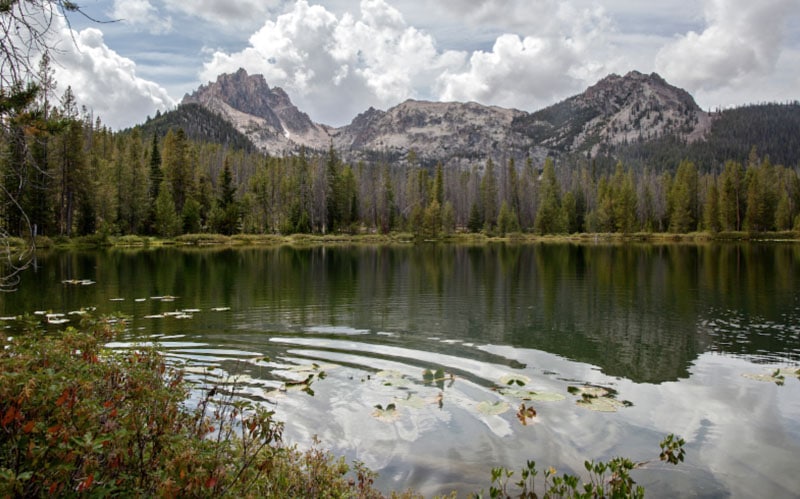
[513,70,712,155]
[182,68,330,155]
[181,68,713,166]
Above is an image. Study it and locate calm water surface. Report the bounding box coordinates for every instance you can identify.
[2,243,800,497]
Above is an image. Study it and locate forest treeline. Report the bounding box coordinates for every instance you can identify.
[2,78,799,241]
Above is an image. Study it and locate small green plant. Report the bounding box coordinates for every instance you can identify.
[477,434,686,498]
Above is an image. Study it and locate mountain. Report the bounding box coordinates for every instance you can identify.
[511,71,711,155]
[182,68,331,155]
[174,69,798,170]
[330,100,544,167]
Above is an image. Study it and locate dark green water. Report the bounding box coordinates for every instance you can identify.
[2,243,800,497]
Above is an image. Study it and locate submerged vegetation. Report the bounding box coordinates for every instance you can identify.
[0,315,686,497]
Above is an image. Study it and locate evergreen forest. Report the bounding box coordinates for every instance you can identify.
[2,73,800,242]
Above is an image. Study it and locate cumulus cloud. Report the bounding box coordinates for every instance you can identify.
[436,3,612,109]
[655,0,799,92]
[201,0,464,125]
[52,21,176,129]
[200,0,615,125]
[111,0,172,34]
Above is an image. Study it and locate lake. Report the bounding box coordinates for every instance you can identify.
[2,243,800,497]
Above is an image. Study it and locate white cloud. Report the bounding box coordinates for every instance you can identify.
[162,0,283,30]
[655,0,799,92]
[111,0,172,34]
[52,23,176,129]
[201,0,465,126]
[200,0,618,125]
[436,2,613,110]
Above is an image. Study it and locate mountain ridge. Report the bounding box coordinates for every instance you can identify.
[173,68,800,169]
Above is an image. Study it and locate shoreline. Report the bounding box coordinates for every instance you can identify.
[6,230,800,251]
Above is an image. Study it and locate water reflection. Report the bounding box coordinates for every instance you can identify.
[3,243,800,383]
[2,243,800,497]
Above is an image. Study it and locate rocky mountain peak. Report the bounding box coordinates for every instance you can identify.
[512,70,711,155]
[182,68,330,155]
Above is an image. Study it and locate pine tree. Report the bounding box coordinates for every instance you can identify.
[718,160,745,231]
[703,181,721,232]
[467,202,483,233]
[534,158,564,234]
[154,180,181,237]
[668,160,698,233]
[480,159,498,230]
[146,133,162,234]
[212,156,239,235]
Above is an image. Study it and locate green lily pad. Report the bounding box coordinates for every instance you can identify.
[476,400,511,416]
[500,388,566,402]
[499,374,531,387]
[576,397,626,412]
[372,403,400,422]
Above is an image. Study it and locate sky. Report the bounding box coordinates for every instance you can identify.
[45,0,800,129]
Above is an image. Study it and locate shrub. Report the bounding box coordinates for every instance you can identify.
[0,316,388,497]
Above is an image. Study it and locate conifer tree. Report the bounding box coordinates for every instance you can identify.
[534,158,564,234]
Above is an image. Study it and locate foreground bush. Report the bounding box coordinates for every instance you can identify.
[0,316,390,497]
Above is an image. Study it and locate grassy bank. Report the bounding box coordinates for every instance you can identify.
[12,229,800,251]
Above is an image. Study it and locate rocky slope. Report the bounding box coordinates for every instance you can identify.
[512,71,711,156]
[182,68,331,155]
[182,69,712,166]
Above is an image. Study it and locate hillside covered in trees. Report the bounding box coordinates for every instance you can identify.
[1,66,799,241]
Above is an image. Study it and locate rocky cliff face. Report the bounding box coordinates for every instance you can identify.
[330,100,548,167]
[182,69,331,155]
[183,69,712,166]
[513,71,711,155]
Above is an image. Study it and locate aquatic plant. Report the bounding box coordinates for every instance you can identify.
[478,434,686,498]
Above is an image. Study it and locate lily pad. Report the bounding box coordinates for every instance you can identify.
[576,397,626,412]
[499,373,531,387]
[500,388,566,402]
[372,403,400,422]
[476,400,511,416]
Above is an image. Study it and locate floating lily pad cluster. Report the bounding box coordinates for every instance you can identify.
[266,362,334,397]
[742,367,800,386]
[369,367,453,422]
[474,374,568,425]
[568,385,632,412]
[143,307,231,320]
